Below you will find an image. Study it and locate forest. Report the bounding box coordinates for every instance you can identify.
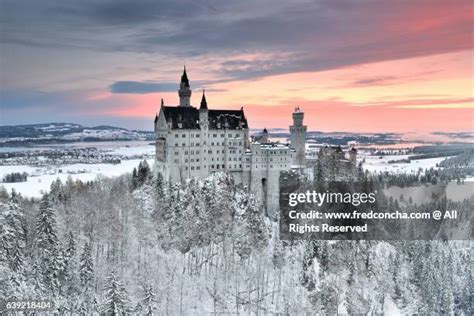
[0,160,472,315]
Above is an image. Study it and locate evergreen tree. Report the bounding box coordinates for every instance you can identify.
[79,241,94,290]
[141,284,157,316]
[0,201,26,273]
[102,270,130,315]
[61,231,78,297]
[35,195,61,295]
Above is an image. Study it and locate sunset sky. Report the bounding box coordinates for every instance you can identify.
[1,0,473,132]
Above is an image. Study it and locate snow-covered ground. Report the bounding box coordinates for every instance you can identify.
[0,142,155,198]
[0,159,154,198]
[362,155,447,174]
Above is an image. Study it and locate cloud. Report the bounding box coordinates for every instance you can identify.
[110,81,177,94]
[1,0,472,82]
[109,79,228,94]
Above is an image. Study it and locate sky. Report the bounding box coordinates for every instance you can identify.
[0,0,473,132]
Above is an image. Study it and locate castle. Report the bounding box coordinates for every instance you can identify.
[154,68,356,217]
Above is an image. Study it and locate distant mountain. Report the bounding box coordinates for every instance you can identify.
[0,123,154,145]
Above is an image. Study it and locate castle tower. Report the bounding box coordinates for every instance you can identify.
[178,66,192,107]
[289,107,307,165]
[261,128,269,143]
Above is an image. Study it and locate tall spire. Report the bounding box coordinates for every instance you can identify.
[180,66,190,88]
[200,90,208,110]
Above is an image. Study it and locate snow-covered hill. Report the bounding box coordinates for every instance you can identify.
[0,123,154,144]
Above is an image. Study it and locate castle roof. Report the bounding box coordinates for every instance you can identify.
[161,106,248,130]
[263,127,268,133]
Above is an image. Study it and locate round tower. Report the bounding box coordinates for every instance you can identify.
[289,107,307,165]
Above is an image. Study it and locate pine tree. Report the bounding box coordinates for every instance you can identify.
[61,231,78,297]
[35,195,61,295]
[0,201,26,273]
[141,284,157,316]
[102,270,130,315]
[132,168,138,189]
[79,241,94,290]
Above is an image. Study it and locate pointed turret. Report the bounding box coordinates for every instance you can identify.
[178,66,192,107]
[200,90,208,110]
[199,90,209,130]
[180,66,190,88]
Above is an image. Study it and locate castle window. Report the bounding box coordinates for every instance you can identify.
[182,134,185,138]
[185,159,188,162]
[182,143,185,146]
[175,134,179,138]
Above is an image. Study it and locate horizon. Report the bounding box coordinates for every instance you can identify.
[2,121,474,140]
[1,1,473,133]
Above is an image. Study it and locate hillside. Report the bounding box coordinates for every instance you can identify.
[0,123,154,145]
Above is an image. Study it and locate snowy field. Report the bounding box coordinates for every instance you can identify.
[0,142,155,198]
[0,159,154,198]
[362,154,448,174]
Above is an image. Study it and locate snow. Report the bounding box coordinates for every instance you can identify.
[384,296,402,315]
[363,155,447,174]
[0,159,154,198]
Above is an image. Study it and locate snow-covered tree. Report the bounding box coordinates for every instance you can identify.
[140,284,157,316]
[79,241,94,290]
[102,270,130,315]
[35,195,61,295]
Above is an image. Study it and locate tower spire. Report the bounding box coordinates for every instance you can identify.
[180,66,190,88]
[200,89,208,110]
[178,67,192,107]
